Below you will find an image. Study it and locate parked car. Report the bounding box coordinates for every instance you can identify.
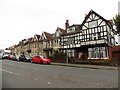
[10,55,18,61]
[31,56,51,64]
[0,50,4,59]
[7,55,13,60]
[2,50,11,60]
[15,55,20,61]
[19,54,31,62]
[2,54,11,60]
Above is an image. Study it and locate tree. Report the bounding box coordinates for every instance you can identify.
[113,14,120,35]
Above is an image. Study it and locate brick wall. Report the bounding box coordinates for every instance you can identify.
[112,45,120,60]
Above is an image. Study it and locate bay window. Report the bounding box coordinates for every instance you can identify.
[88,47,108,59]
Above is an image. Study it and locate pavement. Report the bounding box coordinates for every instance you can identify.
[51,62,119,70]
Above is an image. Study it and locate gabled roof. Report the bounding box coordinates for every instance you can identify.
[36,34,40,40]
[58,27,65,34]
[53,27,66,38]
[43,32,53,40]
[34,34,41,41]
[81,10,113,28]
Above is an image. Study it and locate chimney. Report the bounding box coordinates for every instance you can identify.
[65,20,69,30]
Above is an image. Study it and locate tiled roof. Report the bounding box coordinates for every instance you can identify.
[58,27,65,34]
[35,34,41,40]
[61,24,81,36]
[44,32,53,40]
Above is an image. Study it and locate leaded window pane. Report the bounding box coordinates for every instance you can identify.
[88,47,107,59]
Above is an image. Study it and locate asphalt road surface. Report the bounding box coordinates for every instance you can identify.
[1,59,118,88]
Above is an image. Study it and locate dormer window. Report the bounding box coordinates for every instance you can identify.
[67,27,75,33]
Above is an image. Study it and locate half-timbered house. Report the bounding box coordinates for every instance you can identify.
[60,10,116,60]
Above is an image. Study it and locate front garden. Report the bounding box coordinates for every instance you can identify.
[47,50,119,67]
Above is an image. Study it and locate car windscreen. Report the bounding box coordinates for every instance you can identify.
[40,56,46,58]
[25,55,30,58]
[34,56,40,58]
[4,52,10,55]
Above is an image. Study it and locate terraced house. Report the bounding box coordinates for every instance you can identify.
[10,10,117,61]
[10,28,66,57]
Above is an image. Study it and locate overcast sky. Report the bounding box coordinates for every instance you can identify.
[0,0,119,49]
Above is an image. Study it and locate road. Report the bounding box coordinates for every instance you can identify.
[1,59,118,88]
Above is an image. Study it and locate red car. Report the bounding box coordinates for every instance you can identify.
[31,56,51,64]
[7,55,12,60]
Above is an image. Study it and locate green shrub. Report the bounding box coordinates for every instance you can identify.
[48,50,66,62]
[102,59,111,64]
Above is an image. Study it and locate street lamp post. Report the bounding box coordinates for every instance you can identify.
[66,48,68,64]
[66,38,70,64]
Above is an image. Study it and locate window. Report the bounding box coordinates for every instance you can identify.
[95,28,97,33]
[92,47,99,58]
[67,49,75,58]
[89,29,92,34]
[98,27,100,32]
[97,32,101,39]
[89,21,97,28]
[101,32,103,36]
[104,32,107,36]
[87,35,89,38]
[88,47,108,59]
[67,27,75,33]
[89,35,92,40]
[80,36,82,39]
[92,33,98,40]
[34,43,36,48]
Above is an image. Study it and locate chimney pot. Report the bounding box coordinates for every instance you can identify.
[65,20,69,30]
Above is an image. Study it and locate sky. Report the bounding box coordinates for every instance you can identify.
[0,0,119,49]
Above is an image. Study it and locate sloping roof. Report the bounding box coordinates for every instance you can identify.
[58,27,66,34]
[36,34,40,40]
[81,10,113,29]
[44,32,53,40]
[61,24,81,36]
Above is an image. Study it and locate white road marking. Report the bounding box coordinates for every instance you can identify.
[0,69,20,76]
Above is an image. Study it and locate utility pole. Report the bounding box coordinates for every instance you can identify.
[66,48,68,64]
[66,37,69,64]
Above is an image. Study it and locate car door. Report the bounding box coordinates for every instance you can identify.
[36,56,42,63]
[32,56,37,62]
[33,56,39,63]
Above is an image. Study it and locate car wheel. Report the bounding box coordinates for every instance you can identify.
[31,60,33,63]
[47,62,50,65]
[40,60,43,64]
[18,59,20,62]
